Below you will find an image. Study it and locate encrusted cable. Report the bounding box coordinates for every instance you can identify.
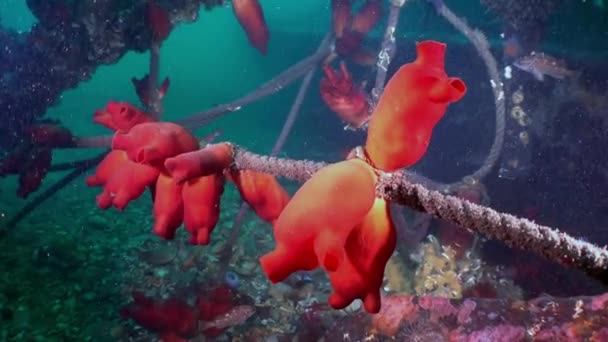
[232,148,326,183]
[230,147,608,284]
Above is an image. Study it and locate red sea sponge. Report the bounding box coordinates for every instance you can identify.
[365,41,466,171]
[93,101,156,133]
[260,159,398,313]
[164,143,234,182]
[260,159,377,284]
[320,62,370,128]
[350,0,382,34]
[86,150,159,210]
[112,122,199,165]
[26,123,74,147]
[228,170,291,225]
[231,0,269,55]
[16,148,52,198]
[331,0,351,38]
[182,173,225,245]
[326,197,396,312]
[152,171,185,239]
[371,295,419,336]
[120,292,198,338]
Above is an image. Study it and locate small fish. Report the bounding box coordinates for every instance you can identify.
[513,52,575,81]
[199,305,255,331]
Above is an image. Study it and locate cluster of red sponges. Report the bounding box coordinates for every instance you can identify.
[89,40,466,314]
[87,101,290,245]
[261,41,466,313]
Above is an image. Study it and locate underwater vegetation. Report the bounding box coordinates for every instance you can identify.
[1,0,608,341]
